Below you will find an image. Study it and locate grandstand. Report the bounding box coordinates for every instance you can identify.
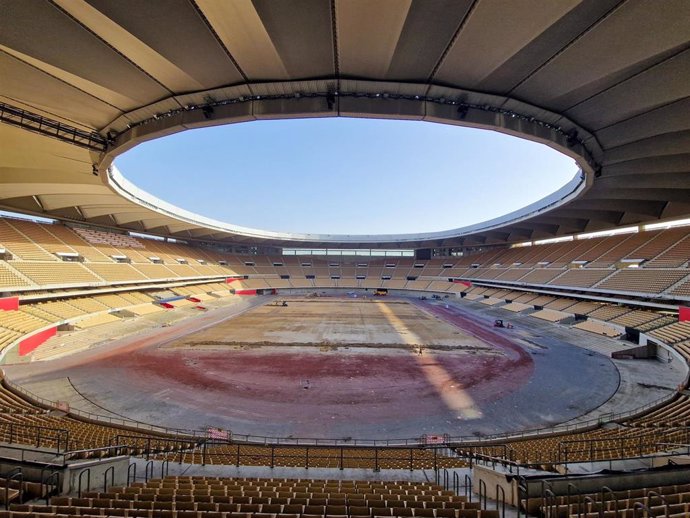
[1,1,690,516]
[0,217,689,302]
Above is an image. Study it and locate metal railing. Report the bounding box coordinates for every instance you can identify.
[533,478,690,518]
[42,469,60,505]
[557,428,690,465]
[77,468,90,498]
[112,435,201,459]
[63,444,132,462]
[0,422,69,452]
[457,435,690,475]
[3,467,22,510]
[144,443,464,471]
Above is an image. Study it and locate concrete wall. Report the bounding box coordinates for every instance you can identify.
[63,456,130,495]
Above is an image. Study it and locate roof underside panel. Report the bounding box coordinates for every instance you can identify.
[0,0,689,248]
[83,0,245,90]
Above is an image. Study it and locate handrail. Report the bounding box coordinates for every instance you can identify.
[516,476,527,518]
[464,474,473,502]
[64,444,131,461]
[495,484,506,518]
[0,441,132,469]
[540,481,554,518]
[77,468,90,498]
[455,448,522,473]
[632,502,650,518]
[0,442,67,465]
[601,486,619,518]
[0,421,70,453]
[462,437,690,471]
[43,470,60,505]
[567,483,581,518]
[582,496,597,518]
[4,468,22,510]
[478,479,487,510]
[543,488,558,518]
[656,441,690,453]
[558,427,686,465]
[103,465,115,493]
[168,444,458,471]
[646,490,669,518]
[144,460,154,482]
[127,463,137,486]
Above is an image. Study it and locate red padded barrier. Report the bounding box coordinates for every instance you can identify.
[680,306,690,322]
[18,327,56,356]
[0,297,19,311]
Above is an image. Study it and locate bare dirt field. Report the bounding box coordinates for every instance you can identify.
[6,296,622,440]
[163,298,492,353]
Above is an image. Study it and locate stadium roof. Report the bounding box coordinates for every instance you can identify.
[1,0,689,249]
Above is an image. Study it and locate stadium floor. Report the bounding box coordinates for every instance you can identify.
[5,295,685,441]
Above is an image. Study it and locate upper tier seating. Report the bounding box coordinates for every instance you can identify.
[645,232,690,267]
[546,269,613,288]
[87,262,149,282]
[43,223,113,262]
[671,279,690,297]
[596,269,689,293]
[0,219,56,261]
[12,261,101,286]
[0,217,689,303]
[74,226,145,248]
[0,263,28,289]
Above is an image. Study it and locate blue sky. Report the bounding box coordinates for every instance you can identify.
[115,118,578,235]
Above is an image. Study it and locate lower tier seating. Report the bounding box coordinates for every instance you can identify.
[2,476,496,518]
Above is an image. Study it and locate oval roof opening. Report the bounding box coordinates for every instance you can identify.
[115,117,579,236]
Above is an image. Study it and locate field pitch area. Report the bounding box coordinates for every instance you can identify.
[163,298,491,352]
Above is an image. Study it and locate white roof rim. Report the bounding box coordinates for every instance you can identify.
[108,164,586,246]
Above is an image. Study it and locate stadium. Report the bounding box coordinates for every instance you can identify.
[1,0,690,516]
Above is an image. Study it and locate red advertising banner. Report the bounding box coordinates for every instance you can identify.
[419,433,449,445]
[207,427,231,441]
